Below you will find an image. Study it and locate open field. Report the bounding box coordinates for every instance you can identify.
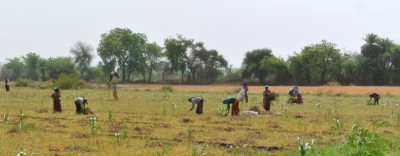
[118,84,400,95]
[0,86,400,155]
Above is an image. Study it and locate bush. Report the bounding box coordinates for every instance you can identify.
[53,73,87,89]
[160,85,174,92]
[37,80,53,89]
[342,125,389,155]
[15,79,31,87]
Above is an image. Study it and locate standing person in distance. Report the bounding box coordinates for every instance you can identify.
[263,85,272,112]
[109,72,120,100]
[51,87,62,113]
[242,83,249,103]
[4,79,10,91]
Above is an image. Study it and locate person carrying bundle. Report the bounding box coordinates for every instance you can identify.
[187,96,204,115]
[222,97,240,116]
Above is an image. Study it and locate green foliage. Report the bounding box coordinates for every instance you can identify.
[70,41,94,78]
[15,79,31,87]
[53,73,86,89]
[242,48,273,84]
[97,28,147,82]
[37,80,53,89]
[160,85,174,92]
[3,57,24,80]
[342,125,389,156]
[22,52,40,80]
[46,57,75,79]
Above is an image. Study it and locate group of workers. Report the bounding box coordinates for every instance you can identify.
[3,73,382,116]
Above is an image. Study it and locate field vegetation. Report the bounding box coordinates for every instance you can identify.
[1,86,400,155]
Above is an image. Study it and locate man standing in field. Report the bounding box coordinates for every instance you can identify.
[74,97,88,114]
[222,97,240,116]
[4,79,10,91]
[369,93,380,105]
[242,83,249,103]
[51,87,62,113]
[188,96,204,114]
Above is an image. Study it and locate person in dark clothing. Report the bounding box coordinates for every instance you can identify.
[369,93,380,105]
[51,87,62,113]
[5,79,10,91]
[242,83,249,103]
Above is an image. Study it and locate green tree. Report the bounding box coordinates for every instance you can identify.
[46,57,75,79]
[144,42,163,83]
[197,49,228,84]
[242,48,273,84]
[186,41,206,84]
[70,41,94,78]
[3,57,24,80]
[261,56,291,85]
[164,35,190,84]
[37,58,48,81]
[97,28,147,82]
[22,52,40,80]
[288,40,342,85]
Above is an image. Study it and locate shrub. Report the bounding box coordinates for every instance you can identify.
[53,73,87,89]
[37,80,53,89]
[15,79,30,87]
[160,85,174,92]
[342,125,389,156]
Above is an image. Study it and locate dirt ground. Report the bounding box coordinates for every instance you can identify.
[118,84,400,95]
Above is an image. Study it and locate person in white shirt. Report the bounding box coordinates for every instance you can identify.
[74,97,88,114]
[187,96,204,114]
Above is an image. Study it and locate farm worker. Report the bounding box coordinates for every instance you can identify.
[369,93,380,105]
[187,96,204,114]
[109,72,120,100]
[74,97,88,114]
[4,79,10,91]
[51,87,62,113]
[222,97,240,116]
[263,85,272,112]
[288,86,303,104]
[242,83,249,103]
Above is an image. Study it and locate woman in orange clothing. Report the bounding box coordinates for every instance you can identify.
[222,97,240,116]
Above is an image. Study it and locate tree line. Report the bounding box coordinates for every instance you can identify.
[1,28,399,86]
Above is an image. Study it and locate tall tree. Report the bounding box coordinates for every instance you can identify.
[70,41,94,78]
[3,57,24,80]
[242,48,273,84]
[361,33,383,58]
[97,28,147,82]
[199,49,228,84]
[144,42,163,83]
[288,40,342,85]
[261,56,291,85]
[46,57,75,79]
[22,52,40,80]
[164,35,190,84]
[186,41,206,84]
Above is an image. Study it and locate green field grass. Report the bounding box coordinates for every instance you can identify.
[0,87,399,155]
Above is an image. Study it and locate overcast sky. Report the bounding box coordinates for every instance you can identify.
[0,0,399,67]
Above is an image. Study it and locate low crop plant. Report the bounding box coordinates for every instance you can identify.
[371,120,389,132]
[90,117,97,134]
[2,110,9,124]
[154,144,170,156]
[19,107,25,129]
[172,103,177,110]
[16,147,34,156]
[108,110,113,122]
[332,118,343,129]
[188,126,193,141]
[191,143,207,156]
[297,137,313,156]
[115,132,121,145]
[217,106,229,116]
[342,125,389,156]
